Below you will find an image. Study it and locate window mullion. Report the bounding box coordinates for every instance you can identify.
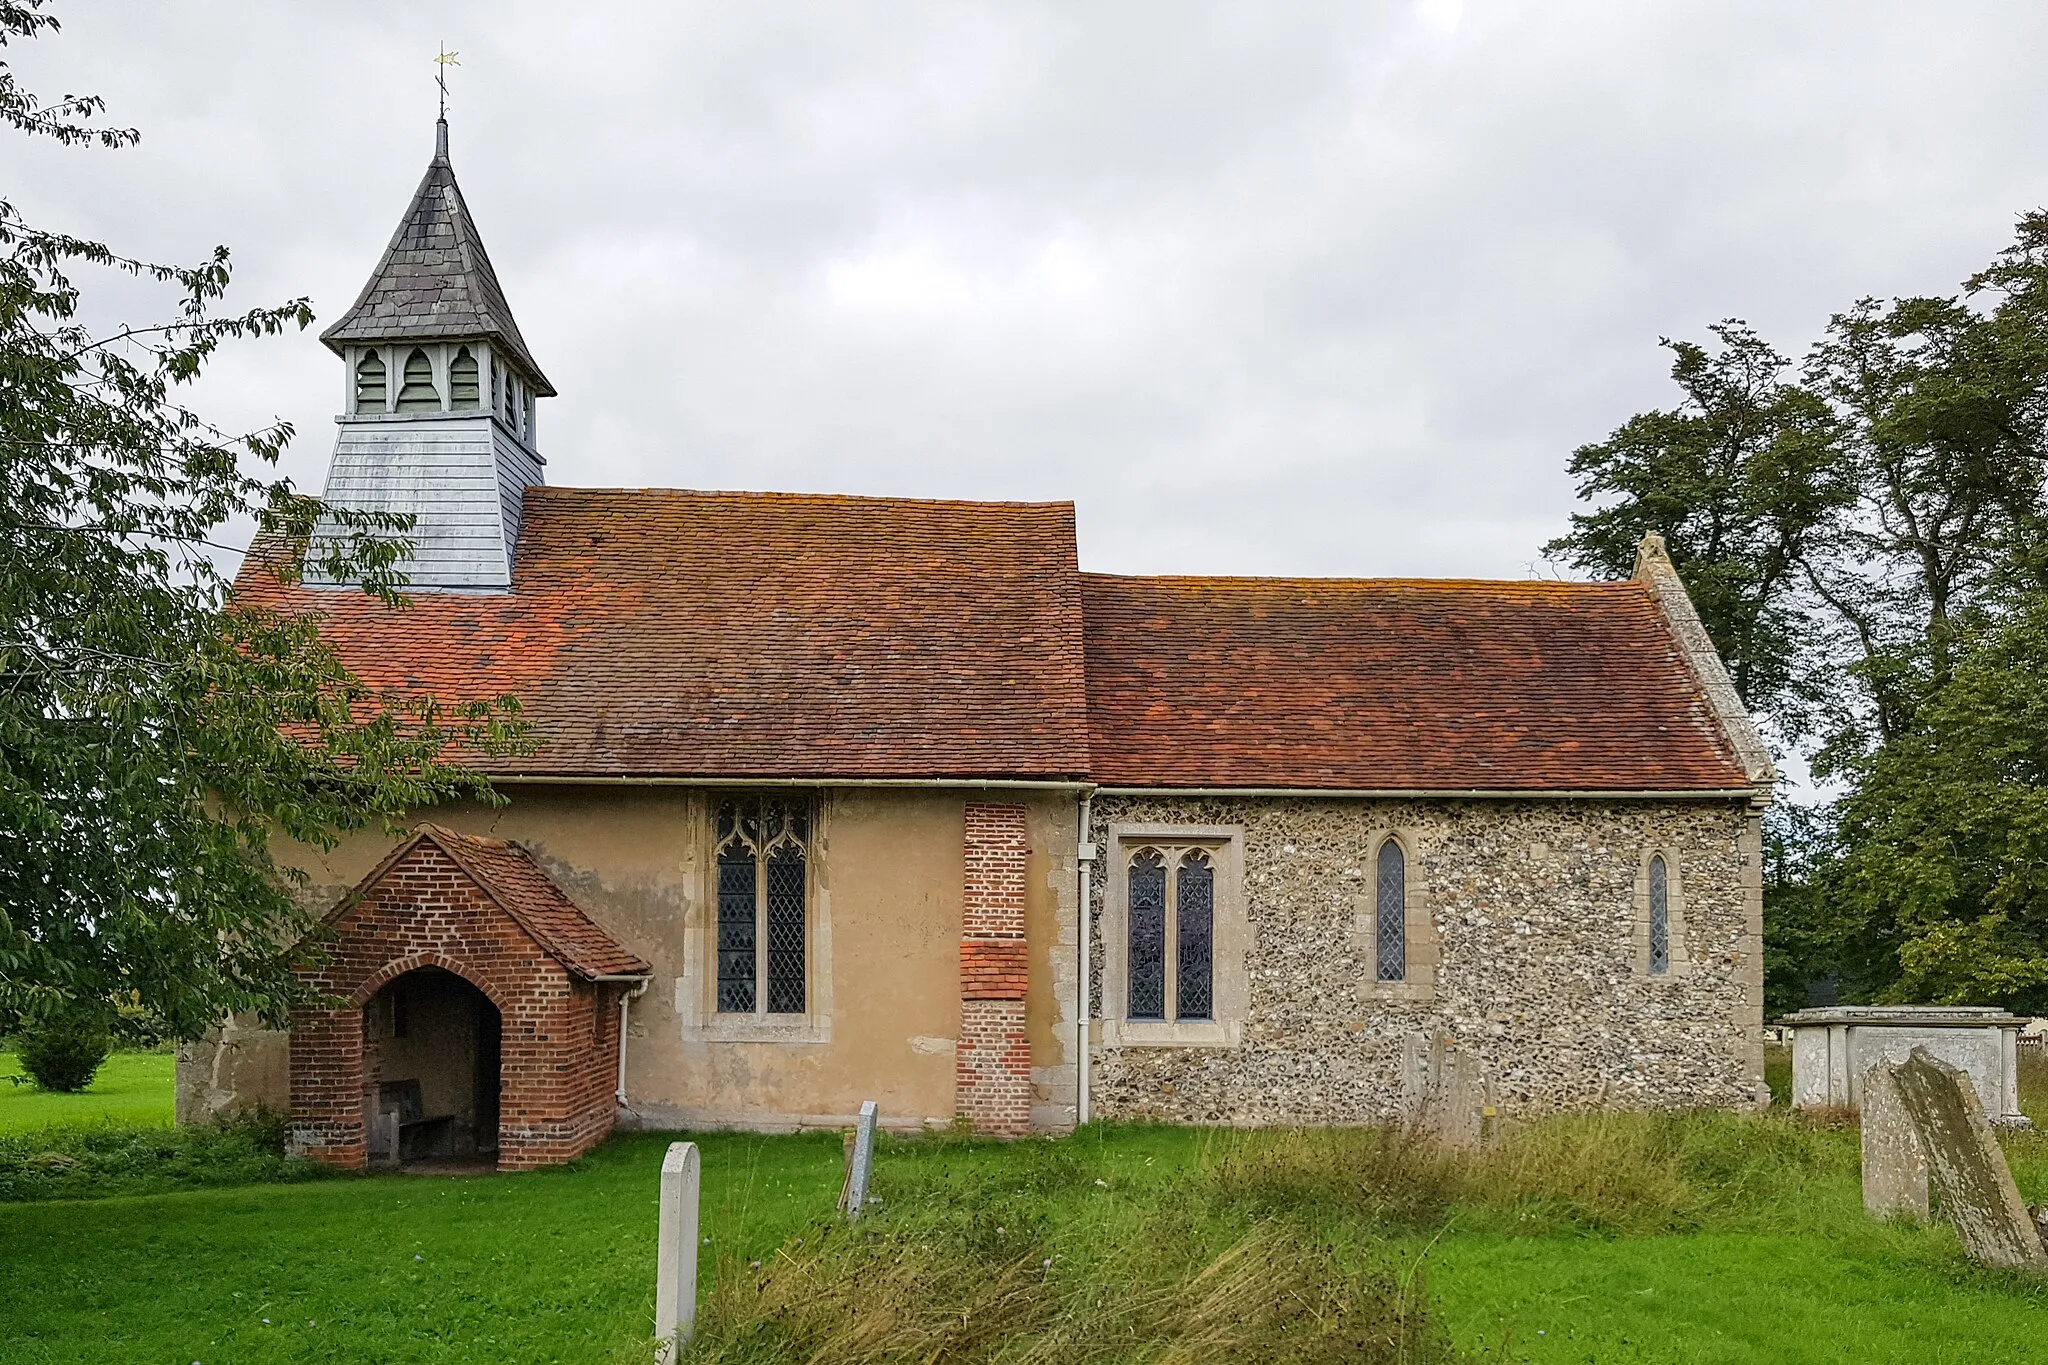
[1163,853,1180,1024]
[755,812,769,1019]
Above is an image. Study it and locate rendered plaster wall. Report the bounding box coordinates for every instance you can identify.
[1087,795,1766,1123]
[180,783,1081,1133]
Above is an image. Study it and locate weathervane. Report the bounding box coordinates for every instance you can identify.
[436,43,460,120]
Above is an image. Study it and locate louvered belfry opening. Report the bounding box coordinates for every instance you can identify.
[450,347,480,409]
[354,350,386,412]
[396,347,440,411]
[714,794,811,1017]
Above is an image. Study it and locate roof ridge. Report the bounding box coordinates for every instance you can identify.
[1080,571,1644,591]
[525,485,1079,512]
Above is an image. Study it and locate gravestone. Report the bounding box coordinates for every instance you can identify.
[655,1141,700,1363]
[840,1099,879,1219]
[1405,1031,1487,1149]
[1859,1058,1928,1220]
[1886,1049,2045,1269]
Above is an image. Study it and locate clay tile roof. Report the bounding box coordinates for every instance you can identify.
[1080,573,1749,792]
[237,488,1093,781]
[319,124,553,394]
[409,825,650,979]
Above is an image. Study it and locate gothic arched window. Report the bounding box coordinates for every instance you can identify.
[354,350,386,413]
[1648,854,1670,975]
[715,796,811,1015]
[1176,850,1215,1021]
[1376,838,1406,982]
[1127,848,1167,1020]
[396,347,440,411]
[450,347,480,409]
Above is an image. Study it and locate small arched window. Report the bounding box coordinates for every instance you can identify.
[1376,838,1406,982]
[1127,848,1167,1020]
[354,350,386,412]
[1648,854,1670,975]
[1176,850,1215,1021]
[450,347,480,409]
[396,347,440,411]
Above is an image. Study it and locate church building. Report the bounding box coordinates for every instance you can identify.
[177,121,1775,1170]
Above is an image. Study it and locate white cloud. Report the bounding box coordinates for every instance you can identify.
[13,0,2048,579]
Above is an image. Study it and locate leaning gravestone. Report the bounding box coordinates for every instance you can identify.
[654,1141,701,1363]
[1860,1058,1929,1220]
[839,1099,879,1220]
[1884,1048,2045,1269]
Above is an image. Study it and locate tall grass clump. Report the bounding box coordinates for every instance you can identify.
[1201,1109,1845,1237]
[683,1216,1455,1365]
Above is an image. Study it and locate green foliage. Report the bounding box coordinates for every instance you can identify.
[1552,208,2048,1009]
[0,1046,171,1129]
[11,1004,110,1091]
[1832,594,2048,1009]
[0,1109,316,1201]
[0,3,525,1040]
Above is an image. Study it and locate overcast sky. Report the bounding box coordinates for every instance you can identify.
[12,1,2048,579]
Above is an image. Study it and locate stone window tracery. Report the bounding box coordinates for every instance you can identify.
[715,796,811,1015]
[1123,843,1218,1025]
[1376,838,1407,982]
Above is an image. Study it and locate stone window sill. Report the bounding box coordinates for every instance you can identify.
[1103,1019,1243,1048]
[1358,979,1437,1004]
[685,1014,833,1045]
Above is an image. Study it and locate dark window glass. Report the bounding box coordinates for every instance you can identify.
[714,795,810,1015]
[1376,839,1406,982]
[716,834,757,1013]
[1649,855,1670,975]
[765,845,807,1014]
[450,347,480,409]
[355,350,386,412]
[397,347,439,411]
[1128,848,1167,1019]
[1176,850,1214,1020]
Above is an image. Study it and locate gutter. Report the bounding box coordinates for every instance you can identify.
[490,775,1092,791]
[1093,786,1758,801]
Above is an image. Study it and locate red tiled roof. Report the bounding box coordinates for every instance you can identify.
[1079,573,1749,792]
[349,825,652,979]
[237,489,1092,780]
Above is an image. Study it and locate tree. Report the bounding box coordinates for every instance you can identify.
[1552,215,2048,1010]
[1829,594,2048,1011]
[0,2,519,1042]
[1544,323,1846,735]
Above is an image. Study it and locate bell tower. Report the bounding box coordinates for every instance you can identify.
[309,117,554,591]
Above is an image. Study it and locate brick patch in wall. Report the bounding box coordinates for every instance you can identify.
[958,803,1031,1134]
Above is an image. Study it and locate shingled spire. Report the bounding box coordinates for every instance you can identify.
[308,118,550,592]
[320,119,553,396]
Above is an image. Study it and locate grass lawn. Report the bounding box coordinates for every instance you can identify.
[0,1050,174,1131]
[5,1119,2048,1362]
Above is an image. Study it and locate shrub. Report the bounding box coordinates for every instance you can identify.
[0,1114,328,1202]
[13,1010,113,1093]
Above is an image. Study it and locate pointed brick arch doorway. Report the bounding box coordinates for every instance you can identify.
[290,825,651,1171]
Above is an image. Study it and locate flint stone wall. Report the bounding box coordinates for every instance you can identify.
[1088,795,1765,1123]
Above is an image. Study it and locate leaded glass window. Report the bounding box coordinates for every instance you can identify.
[714,795,812,1014]
[1127,848,1167,1020]
[1176,850,1214,1020]
[1648,854,1670,975]
[1376,838,1406,982]
[355,350,386,412]
[1124,843,1222,1023]
[397,347,440,411]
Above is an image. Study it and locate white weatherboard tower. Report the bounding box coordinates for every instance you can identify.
[310,117,553,591]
